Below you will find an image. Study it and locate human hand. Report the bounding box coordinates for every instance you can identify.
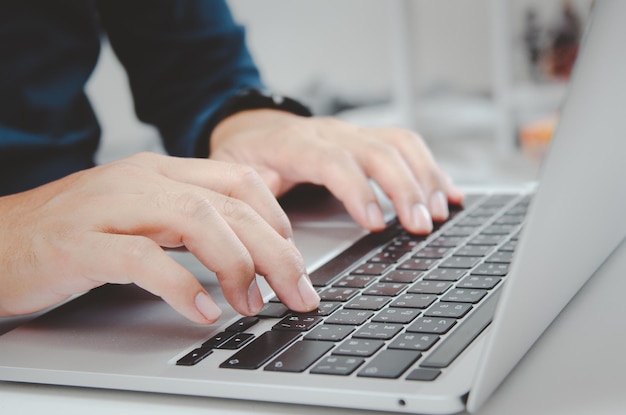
[0,153,320,323]
[210,109,464,234]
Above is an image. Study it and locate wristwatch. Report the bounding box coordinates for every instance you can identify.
[198,88,313,157]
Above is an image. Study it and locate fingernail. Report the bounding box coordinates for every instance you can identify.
[247,279,265,315]
[430,191,449,221]
[444,175,465,202]
[298,274,320,310]
[412,203,433,234]
[195,292,222,323]
[367,203,386,229]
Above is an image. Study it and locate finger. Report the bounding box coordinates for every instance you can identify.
[372,128,464,219]
[82,233,222,325]
[134,153,294,241]
[210,193,320,313]
[351,137,435,234]
[93,185,317,315]
[281,143,388,232]
[92,188,264,316]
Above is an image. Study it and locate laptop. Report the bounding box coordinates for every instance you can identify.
[1,1,625,413]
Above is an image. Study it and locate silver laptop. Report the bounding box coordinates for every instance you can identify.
[1,1,625,413]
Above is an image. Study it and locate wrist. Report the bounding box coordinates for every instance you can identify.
[204,88,312,156]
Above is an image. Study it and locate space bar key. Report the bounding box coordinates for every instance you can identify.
[420,290,501,369]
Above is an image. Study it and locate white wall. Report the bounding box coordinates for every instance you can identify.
[228,0,593,105]
[228,0,494,104]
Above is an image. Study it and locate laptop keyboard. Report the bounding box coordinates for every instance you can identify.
[176,193,530,381]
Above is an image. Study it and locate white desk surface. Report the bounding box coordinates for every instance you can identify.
[2,188,626,415]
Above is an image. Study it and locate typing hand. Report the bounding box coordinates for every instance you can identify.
[210,109,464,234]
[0,153,320,323]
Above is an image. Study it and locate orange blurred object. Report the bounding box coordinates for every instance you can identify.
[519,112,559,161]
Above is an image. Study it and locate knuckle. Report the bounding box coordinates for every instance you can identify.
[228,164,264,188]
[98,158,144,180]
[174,192,217,221]
[324,146,354,166]
[399,128,424,143]
[369,140,402,160]
[220,197,254,223]
[277,244,305,272]
[122,237,157,263]
[128,151,160,164]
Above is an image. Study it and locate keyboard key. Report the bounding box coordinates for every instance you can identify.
[311,356,364,376]
[442,227,478,237]
[457,275,501,290]
[407,280,452,295]
[225,316,260,332]
[333,338,384,357]
[220,331,300,370]
[413,246,452,259]
[319,287,359,302]
[421,290,500,368]
[428,236,464,248]
[345,295,390,311]
[304,324,355,341]
[256,303,290,318]
[216,333,255,350]
[202,331,237,348]
[499,239,518,252]
[351,262,391,276]
[406,368,441,381]
[494,215,525,226]
[471,263,509,277]
[352,323,403,340]
[389,333,439,351]
[372,308,420,324]
[456,216,490,227]
[460,193,487,208]
[301,301,342,317]
[441,289,488,304]
[390,294,437,309]
[397,258,439,271]
[485,251,514,264]
[386,235,424,252]
[468,234,507,246]
[407,317,456,334]
[453,245,494,257]
[265,340,333,372]
[333,274,376,288]
[363,283,407,296]
[273,315,323,331]
[380,270,424,283]
[482,224,517,235]
[423,268,466,281]
[506,205,529,216]
[438,256,482,269]
[176,346,213,366]
[369,251,405,263]
[325,309,374,325]
[357,350,421,379]
[424,302,472,318]
[468,207,501,217]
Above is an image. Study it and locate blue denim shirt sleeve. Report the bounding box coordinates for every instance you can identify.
[97,0,263,158]
[0,0,263,196]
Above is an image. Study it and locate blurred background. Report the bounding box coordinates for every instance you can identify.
[89,0,594,187]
